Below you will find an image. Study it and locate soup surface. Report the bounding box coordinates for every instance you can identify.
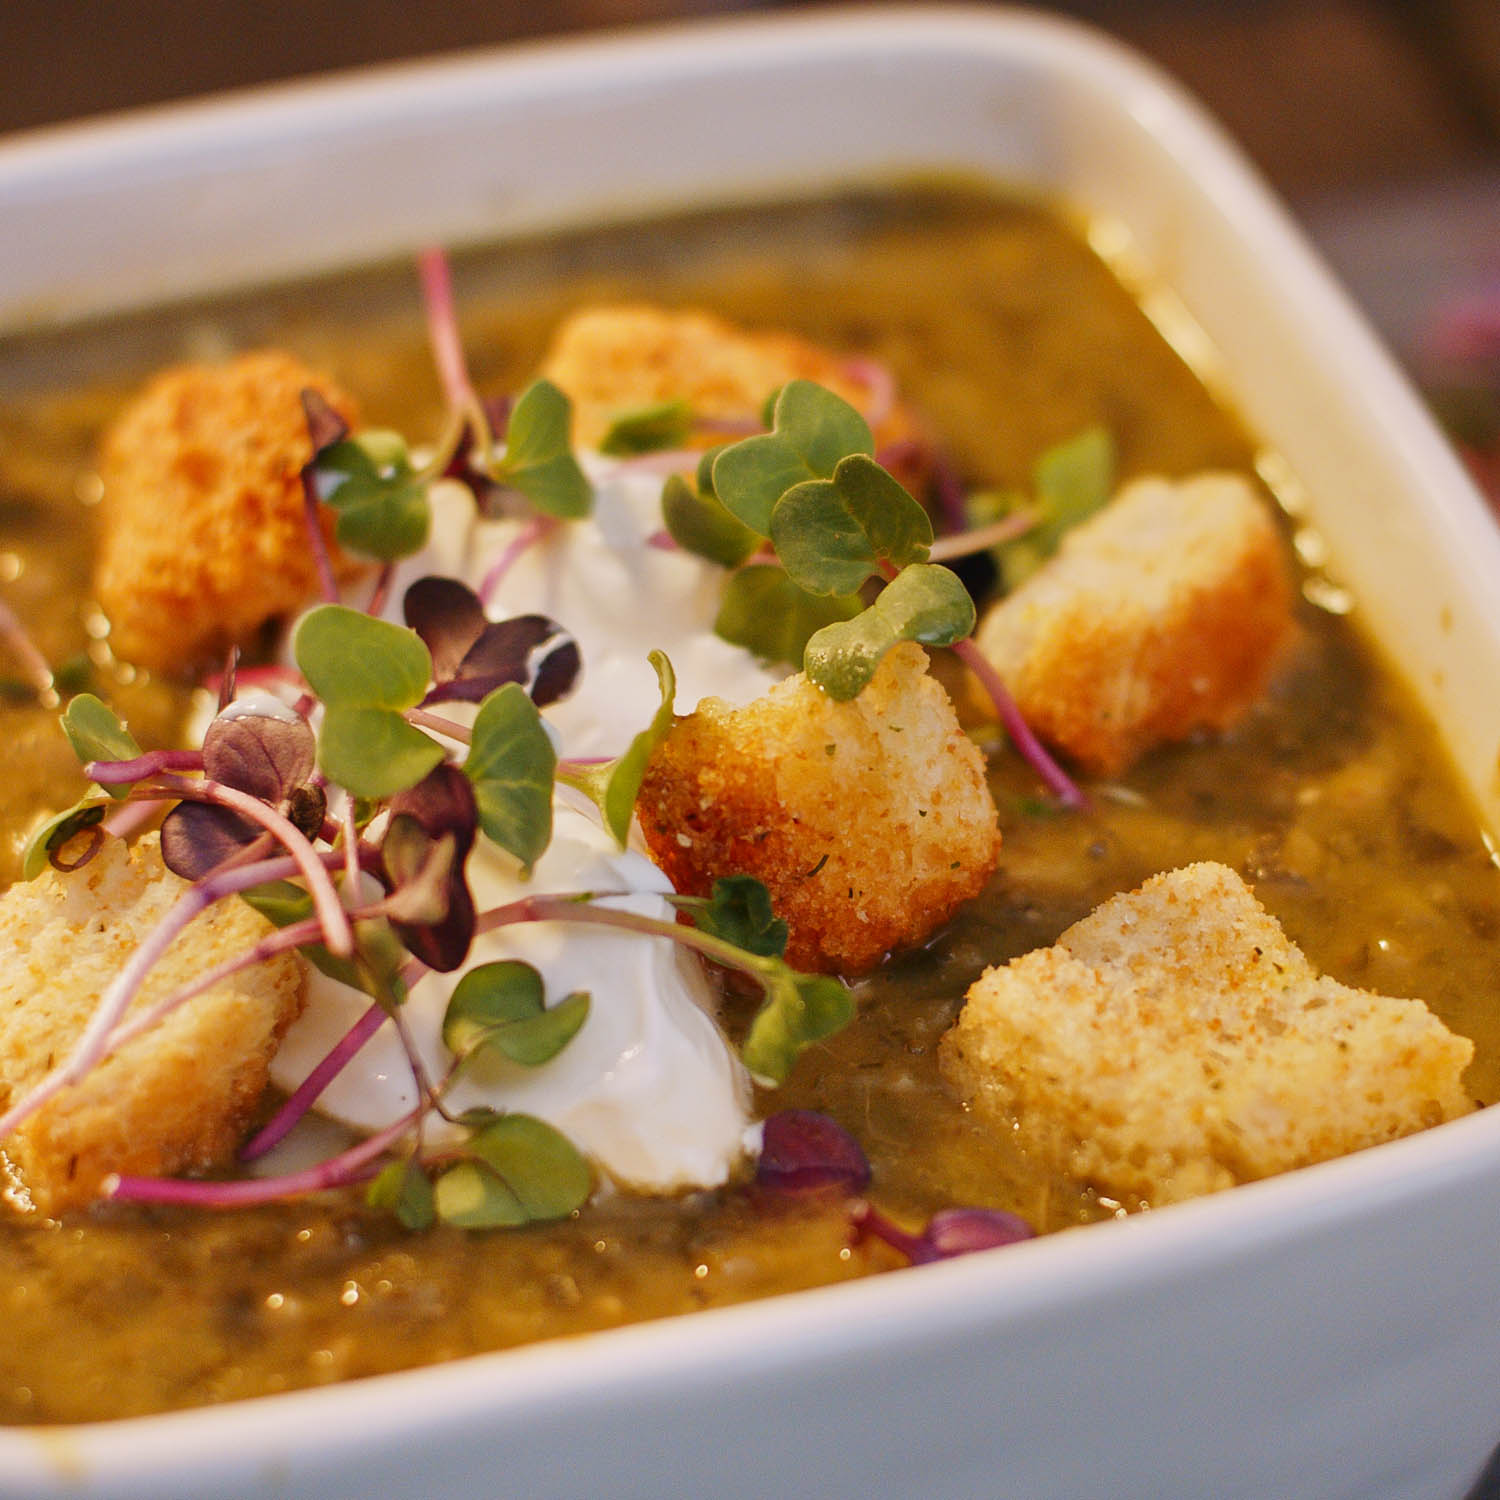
[0,185,1497,1424]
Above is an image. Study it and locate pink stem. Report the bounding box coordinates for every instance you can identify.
[146,774,354,956]
[952,636,1085,808]
[87,748,204,784]
[477,514,556,606]
[927,509,1040,562]
[0,593,55,696]
[240,1001,390,1162]
[406,706,472,745]
[300,468,340,604]
[418,245,477,412]
[107,916,326,1059]
[111,1110,416,1207]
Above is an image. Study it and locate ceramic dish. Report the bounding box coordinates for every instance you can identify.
[2,8,1500,1499]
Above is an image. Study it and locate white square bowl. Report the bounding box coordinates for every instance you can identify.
[2,9,1500,1499]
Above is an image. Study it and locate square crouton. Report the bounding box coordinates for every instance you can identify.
[0,834,305,1216]
[637,641,1001,974]
[940,862,1473,1207]
[971,472,1294,777]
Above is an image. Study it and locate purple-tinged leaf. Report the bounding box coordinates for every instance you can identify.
[756,1110,870,1196]
[382,763,478,973]
[403,576,488,681]
[431,615,580,708]
[381,818,458,926]
[159,799,263,882]
[202,712,317,804]
[406,570,581,709]
[924,1207,1034,1258]
[851,1200,1033,1266]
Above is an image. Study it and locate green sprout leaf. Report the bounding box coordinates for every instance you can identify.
[463,683,557,871]
[60,694,141,798]
[434,1113,592,1228]
[599,398,694,456]
[318,704,446,800]
[367,1158,436,1230]
[770,454,932,596]
[497,379,592,519]
[313,431,432,561]
[557,651,676,847]
[742,968,854,1086]
[670,875,788,959]
[294,605,433,711]
[443,960,590,1067]
[714,565,862,670]
[804,563,976,701]
[711,380,874,535]
[992,425,1115,589]
[660,473,760,568]
[20,797,109,879]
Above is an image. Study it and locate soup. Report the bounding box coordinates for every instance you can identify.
[1,184,1496,1425]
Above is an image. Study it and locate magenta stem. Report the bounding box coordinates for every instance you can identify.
[146,773,354,955]
[0,593,55,696]
[418,245,477,412]
[477,514,556,606]
[112,1110,416,1208]
[300,468,341,604]
[240,1001,390,1162]
[87,748,204,784]
[952,636,1085,808]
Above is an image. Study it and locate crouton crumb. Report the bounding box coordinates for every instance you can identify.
[940,862,1473,1207]
[637,642,1001,974]
[0,834,306,1216]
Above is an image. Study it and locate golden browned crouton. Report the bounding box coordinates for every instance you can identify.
[93,350,360,675]
[971,473,1294,777]
[539,303,928,482]
[637,642,1000,974]
[0,834,305,1216]
[940,862,1473,1208]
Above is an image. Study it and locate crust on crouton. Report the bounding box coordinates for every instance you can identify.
[93,350,360,675]
[539,304,927,484]
[0,834,305,1216]
[940,862,1473,1207]
[971,473,1294,777]
[637,642,1000,974]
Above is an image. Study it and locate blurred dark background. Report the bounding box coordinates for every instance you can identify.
[4,0,1498,492]
[5,1,1498,197]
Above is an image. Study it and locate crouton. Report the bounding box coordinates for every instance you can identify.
[0,833,305,1216]
[971,473,1294,777]
[637,641,1001,974]
[538,304,928,485]
[93,350,360,675]
[940,862,1473,1208]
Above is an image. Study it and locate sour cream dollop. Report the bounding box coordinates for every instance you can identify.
[272,455,780,1190]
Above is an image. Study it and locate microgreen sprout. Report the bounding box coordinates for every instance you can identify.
[7,577,849,1225]
[4,249,1117,1239]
